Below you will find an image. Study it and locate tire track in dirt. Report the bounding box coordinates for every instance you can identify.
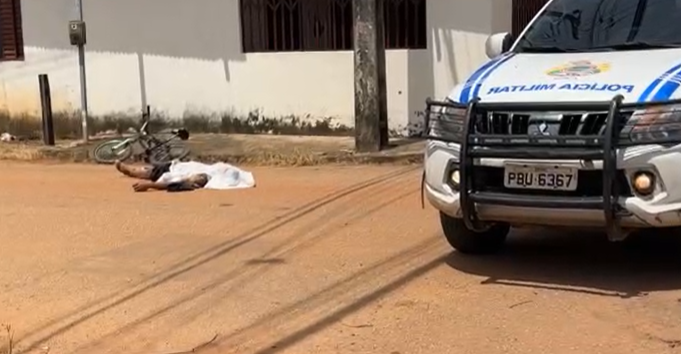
[69,173,422,353]
[15,166,419,353]
[209,238,446,354]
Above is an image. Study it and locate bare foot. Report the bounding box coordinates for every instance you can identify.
[116,161,153,179]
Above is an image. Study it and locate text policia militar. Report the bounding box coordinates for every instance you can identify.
[486,82,634,95]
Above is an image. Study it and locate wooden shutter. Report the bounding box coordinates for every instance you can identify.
[0,0,24,61]
[512,0,549,38]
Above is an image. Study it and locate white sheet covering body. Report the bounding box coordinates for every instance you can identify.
[156,161,255,189]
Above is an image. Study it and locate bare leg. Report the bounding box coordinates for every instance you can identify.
[115,160,153,180]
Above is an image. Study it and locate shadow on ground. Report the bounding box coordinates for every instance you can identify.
[446,228,681,298]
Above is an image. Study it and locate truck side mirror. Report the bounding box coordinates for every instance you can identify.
[485,32,514,59]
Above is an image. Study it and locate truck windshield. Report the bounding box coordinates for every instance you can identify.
[515,0,681,53]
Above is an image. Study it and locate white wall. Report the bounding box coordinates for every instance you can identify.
[0,0,512,134]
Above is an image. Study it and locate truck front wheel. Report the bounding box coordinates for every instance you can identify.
[439,212,510,255]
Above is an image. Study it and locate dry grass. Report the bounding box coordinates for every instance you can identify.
[0,142,337,166]
[0,139,92,163]
[1,324,13,354]
[0,143,421,166]
[226,150,325,167]
[0,143,45,161]
[0,134,424,166]
[187,149,348,167]
[0,109,354,139]
[198,150,421,167]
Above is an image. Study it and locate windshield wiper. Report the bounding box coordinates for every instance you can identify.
[588,41,681,51]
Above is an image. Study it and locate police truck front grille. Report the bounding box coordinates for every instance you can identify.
[559,114,582,134]
[419,96,675,241]
[473,111,632,136]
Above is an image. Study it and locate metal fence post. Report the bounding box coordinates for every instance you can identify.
[75,0,89,141]
[38,74,55,146]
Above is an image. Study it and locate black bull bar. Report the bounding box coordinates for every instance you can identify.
[419,94,681,240]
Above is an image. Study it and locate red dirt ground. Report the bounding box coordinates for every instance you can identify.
[1,161,681,354]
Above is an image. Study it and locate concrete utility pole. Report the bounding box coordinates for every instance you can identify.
[353,0,389,153]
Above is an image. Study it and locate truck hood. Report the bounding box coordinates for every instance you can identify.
[450,48,681,104]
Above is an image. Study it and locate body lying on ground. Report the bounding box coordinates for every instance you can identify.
[115,160,255,192]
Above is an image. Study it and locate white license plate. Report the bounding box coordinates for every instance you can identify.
[503,164,578,191]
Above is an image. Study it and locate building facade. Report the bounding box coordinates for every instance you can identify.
[0,0,542,135]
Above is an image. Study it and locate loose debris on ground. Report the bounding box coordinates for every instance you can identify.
[1,324,13,354]
[160,334,218,354]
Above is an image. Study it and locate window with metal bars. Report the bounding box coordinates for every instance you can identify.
[0,0,23,61]
[239,0,427,53]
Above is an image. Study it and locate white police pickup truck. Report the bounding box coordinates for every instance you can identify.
[422,0,681,254]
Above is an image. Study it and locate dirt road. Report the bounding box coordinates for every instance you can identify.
[1,162,681,354]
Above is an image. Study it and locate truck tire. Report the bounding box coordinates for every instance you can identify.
[439,212,510,255]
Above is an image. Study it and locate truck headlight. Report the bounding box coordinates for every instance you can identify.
[624,104,681,143]
[427,99,467,142]
[631,170,656,196]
